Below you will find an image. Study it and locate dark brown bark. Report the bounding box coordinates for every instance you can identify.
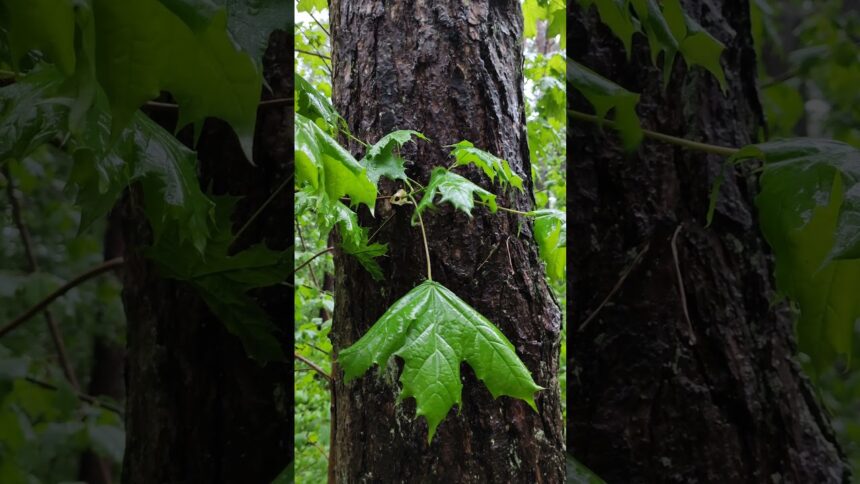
[78,209,125,484]
[329,1,564,483]
[569,1,848,483]
[118,31,292,483]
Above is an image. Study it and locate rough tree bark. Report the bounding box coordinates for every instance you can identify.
[328,1,564,483]
[117,31,292,483]
[570,1,848,482]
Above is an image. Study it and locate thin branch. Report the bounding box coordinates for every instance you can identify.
[145,97,293,111]
[476,200,532,216]
[569,109,740,157]
[760,68,800,89]
[294,352,332,382]
[580,242,651,332]
[308,439,330,461]
[671,224,696,345]
[0,258,125,339]
[368,212,397,242]
[3,166,80,390]
[308,11,331,38]
[24,376,123,415]
[230,174,293,247]
[295,220,323,290]
[294,247,336,275]
[296,48,331,60]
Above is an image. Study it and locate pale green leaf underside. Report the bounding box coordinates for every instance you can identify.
[338,280,542,442]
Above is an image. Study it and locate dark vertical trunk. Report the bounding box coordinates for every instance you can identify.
[328,1,564,482]
[570,1,848,483]
[118,31,292,483]
[79,210,125,484]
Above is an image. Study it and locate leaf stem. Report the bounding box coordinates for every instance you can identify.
[568,109,740,157]
[296,48,331,60]
[340,128,369,148]
[405,179,432,281]
[476,200,532,216]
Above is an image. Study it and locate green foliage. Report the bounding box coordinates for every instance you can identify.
[579,0,726,89]
[566,453,606,484]
[523,0,566,48]
[568,59,642,149]
[339,280,542,442]
[732,139,860,369]
[362,130,426,184]
[415,168,497,221]
[1,0,76,75]
[448,140,524,191]
[295,113,376,210]
[532,209,566,282]
[148,196,288,362]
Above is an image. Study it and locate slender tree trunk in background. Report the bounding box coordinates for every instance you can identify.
[118,31,292,483]
[570,2,848,482]
[78,208,126,484]
[329,1,564,482]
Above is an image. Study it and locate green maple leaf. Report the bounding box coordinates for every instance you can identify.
[733,138,860,370]
[295,113,377,210]
[361,130,426,184]
[92,0,261,160]
[414,168,497,221]
[448,140,523,191]
[338,280,542,442]
[1,0,76,74]
[532,209,566,282]
[148,196,288,362]
[567,58,643,150]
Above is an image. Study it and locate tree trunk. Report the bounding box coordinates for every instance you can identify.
[118,31,292,483]
[570,2,848,482]
[328,1,564,483]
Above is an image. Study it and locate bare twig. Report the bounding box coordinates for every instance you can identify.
[475,242,500,274]
[308,439,330,461]
[295,222,322,289]
[293,246,335,275]
[145,97,292,111]
[671,224,696,345]
[368,212,397,243]
[296,48,331,60]
[0,258,124,339]
[3,166,80,390]
[308,11,331,37]
[294,352,332,382]
[24,376,123,415]
[580,242,651,332]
